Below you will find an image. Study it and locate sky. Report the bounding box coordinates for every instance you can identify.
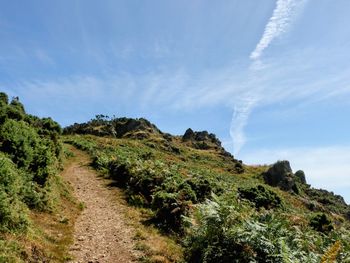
[1,0,350,202]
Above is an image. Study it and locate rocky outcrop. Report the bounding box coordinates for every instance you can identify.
[182,128,222,149]
[64,116,161,139]
[295,170,307,184]
[181,128,238,166]
[112,118,161,137]
[263,161,305,193]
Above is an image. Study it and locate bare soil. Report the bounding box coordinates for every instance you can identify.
[62,147,141,263]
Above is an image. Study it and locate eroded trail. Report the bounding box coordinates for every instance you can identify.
[63,147,140,263]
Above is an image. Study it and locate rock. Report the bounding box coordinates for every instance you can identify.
[163,133,173,141]
[63,117,162,139]
[182,128,195,141]
[182,128,222,149]
[295,170,307,184]
[263,160,297,192]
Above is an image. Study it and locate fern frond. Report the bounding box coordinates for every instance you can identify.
[321,241,342,263]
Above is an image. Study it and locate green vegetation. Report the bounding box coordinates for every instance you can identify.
[2,95,350,262]
[0,92,76,262]
[238,184,283,209]
[64,115,350,262]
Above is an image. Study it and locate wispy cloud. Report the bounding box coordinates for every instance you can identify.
[229,0,308,156]
[9,45,350,126]
[250,0,307,61]
[230,96,258,155]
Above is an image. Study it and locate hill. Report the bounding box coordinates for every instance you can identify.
[64,115,350,262]
[0,92,349,262]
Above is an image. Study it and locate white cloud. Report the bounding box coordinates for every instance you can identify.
[11,47,350,118]
[230,96,259,155]
[230,0,308,155]
[250,0,307,61]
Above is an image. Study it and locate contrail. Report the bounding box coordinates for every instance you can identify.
[250,0,306,61]
[230,96,258,156]
[230,0,307,156]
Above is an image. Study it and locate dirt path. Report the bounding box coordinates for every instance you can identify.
[62,147,140,263]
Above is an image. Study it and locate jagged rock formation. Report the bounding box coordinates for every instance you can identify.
[64,116,161,139]
[263,160,302,193]
[182,128,221,146]
[181,128,238,167]
[263,161,350,218]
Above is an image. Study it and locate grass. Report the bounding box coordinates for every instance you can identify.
[103,174,184,263]
[64,133,350,262]
[0,144,80,262]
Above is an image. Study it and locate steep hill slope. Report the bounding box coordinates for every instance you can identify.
[0,92,79,262]
[64,116,350,262]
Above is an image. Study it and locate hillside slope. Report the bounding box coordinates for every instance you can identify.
[0,92,79,262]
[64,116,350,262]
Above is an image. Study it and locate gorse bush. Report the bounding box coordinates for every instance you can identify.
[238,185,283,210]
[0,92,62,234]
[0,154,29,232]
[0,92,8,105]
[0,119,39,169]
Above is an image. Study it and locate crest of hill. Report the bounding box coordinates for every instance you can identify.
[64,115,161,139]
[63,115,235,159]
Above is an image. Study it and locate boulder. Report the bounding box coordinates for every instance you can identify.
[263,161,297,192]
[182,128,195,141]
[182,128,222,148]
[295,170,307,184]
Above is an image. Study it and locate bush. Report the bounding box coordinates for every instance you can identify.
[30,142,54,185]
[0,154,29,232]
[0,189,29,232]
[310,213,334,233]
[0,92,63,219]
[152,191,190,232]
[0,120,38,169]
[187,176,212,202]
[238,185,283,210]
[40,117,62,135]
[0,92,8,104]
[108,160,133,187]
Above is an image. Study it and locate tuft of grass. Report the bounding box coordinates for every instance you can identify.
[78,202,86,211]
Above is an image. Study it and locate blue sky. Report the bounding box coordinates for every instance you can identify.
[1,0,350,202]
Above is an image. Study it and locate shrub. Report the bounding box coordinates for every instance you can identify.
[30,143,54,185]
[0,189,29,232]
[187,176,212,202]
[310,213,334,233]
[108,160,133,187]
[238,185,283,210]
[0,92,8,104]
[40,117,62,134]
[9,97,25,113]
[0,154,29,232]
[151,190,190,232]
[0,120,38,169]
